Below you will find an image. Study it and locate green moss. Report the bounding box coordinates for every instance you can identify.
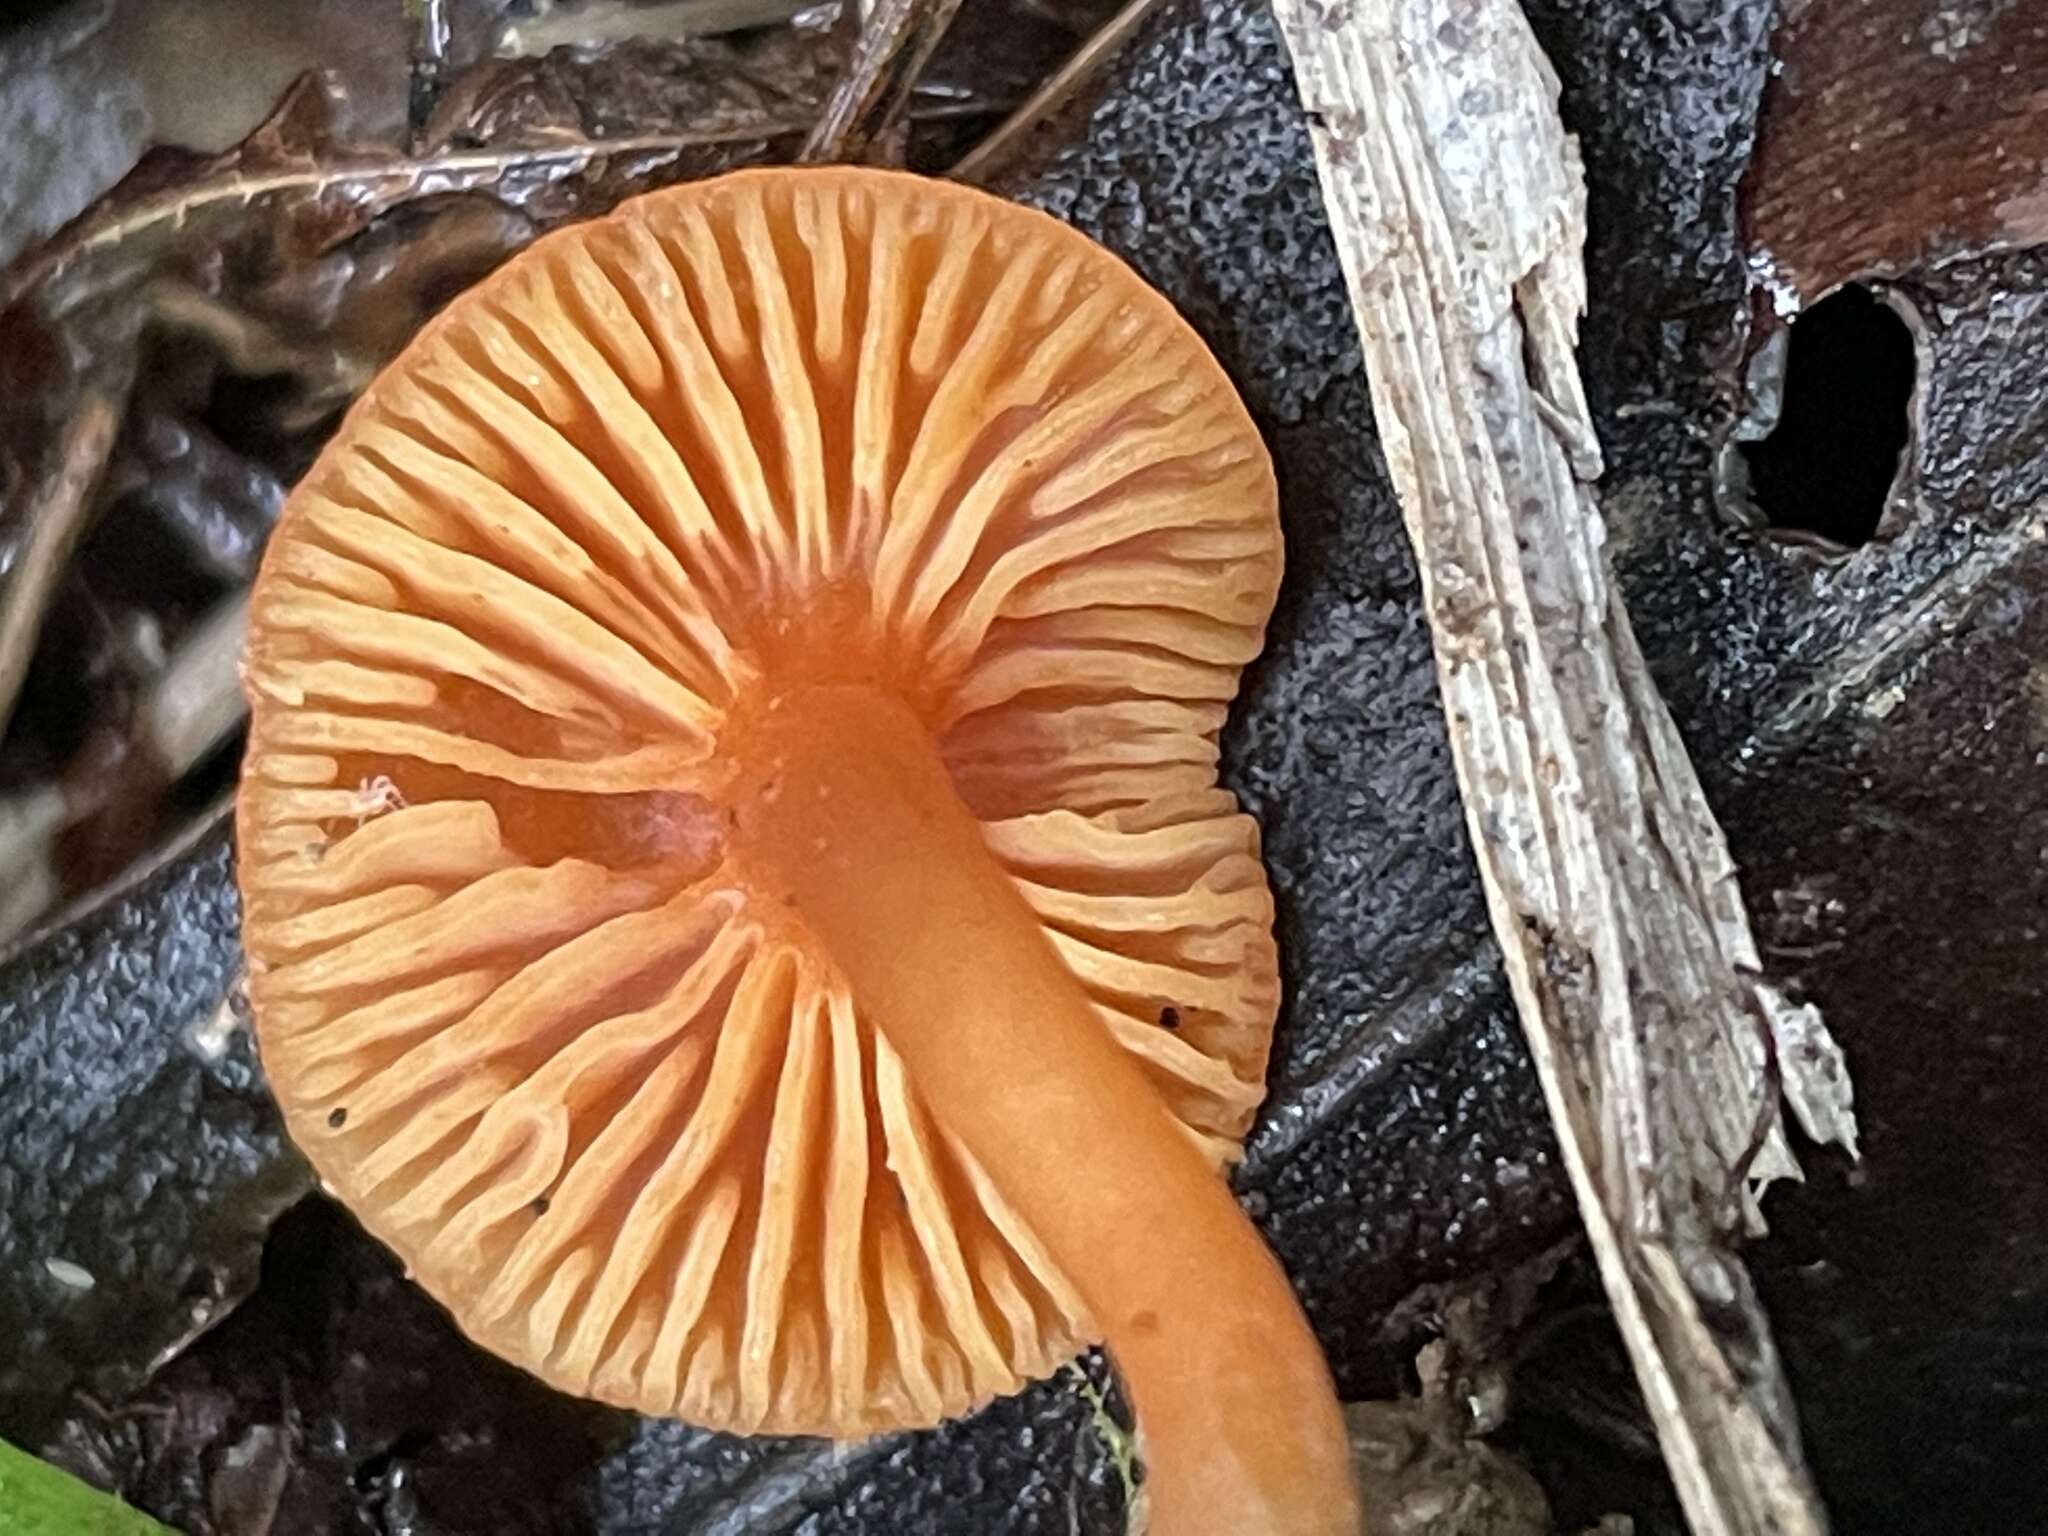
[1067,1363,1140,1528]
[0,1439,174,1536]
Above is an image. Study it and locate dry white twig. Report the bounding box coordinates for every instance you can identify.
[1270,4,1858,1533]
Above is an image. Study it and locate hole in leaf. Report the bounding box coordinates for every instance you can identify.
[1741,284,1916,548]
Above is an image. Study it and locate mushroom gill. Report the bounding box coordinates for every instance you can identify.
[237,167,1356,1532]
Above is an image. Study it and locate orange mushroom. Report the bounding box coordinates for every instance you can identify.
[236,167,1359,1534]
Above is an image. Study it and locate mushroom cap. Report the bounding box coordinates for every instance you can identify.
[237,167,1283,1438]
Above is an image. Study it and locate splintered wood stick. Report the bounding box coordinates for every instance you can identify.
[1269,4,1859,1534]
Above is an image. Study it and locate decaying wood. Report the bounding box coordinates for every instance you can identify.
[1270,4,1859,1534]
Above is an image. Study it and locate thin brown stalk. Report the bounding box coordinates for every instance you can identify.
[799,0,969,164]
[9,131,817,307]
[949,0,1164,184]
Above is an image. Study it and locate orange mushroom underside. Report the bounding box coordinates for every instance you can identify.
[237,167,1355,1532]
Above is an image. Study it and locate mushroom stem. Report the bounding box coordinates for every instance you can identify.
[733,684,1360,1536]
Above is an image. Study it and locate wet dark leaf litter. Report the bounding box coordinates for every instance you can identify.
[0,821,307,1445]
[42,1199,627,1536]
[2,0,2046,1530]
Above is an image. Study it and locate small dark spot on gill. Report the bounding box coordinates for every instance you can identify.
[328,1107,348,1129]
[532,1197,550,1216]
[1158,1005,1181,1030]
[1129,1309,1160,1335]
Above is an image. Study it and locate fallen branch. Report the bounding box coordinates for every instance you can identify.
[1269,4,1858,1533]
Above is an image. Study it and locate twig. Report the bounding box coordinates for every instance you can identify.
[407,0,452,142]
[949,0,1164,184]
[492,0,822,55]
[10,131,820,306]
[1269,4,1857,1534]
[146,593,248,779]
[800,0,968,164]
[0,786,64,939]
[0,394,120,737]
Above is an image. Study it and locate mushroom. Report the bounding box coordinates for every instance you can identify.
[237,167,1359,1533]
